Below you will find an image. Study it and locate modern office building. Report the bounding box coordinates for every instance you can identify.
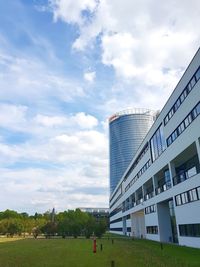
[109,48,200,248]
[109,109,156,194]
[79,207,109,218]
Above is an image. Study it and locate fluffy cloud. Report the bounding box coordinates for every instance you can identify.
[49,0,98,25]
[0,104,27,129]
[0,167,108,213]
[0,52,85,105]
[0,102,107,212]
[2,131,108,210]
[83,71,96,83]
[0,123,108,212]
[49,0,200,110]
[34,112,98,129]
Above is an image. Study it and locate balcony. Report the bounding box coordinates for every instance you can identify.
[173,165,200,186]
[144,191,154,201]
[155,180,171,195]
[136,198,143,205]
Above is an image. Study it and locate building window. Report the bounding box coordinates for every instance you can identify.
[177,122,185,135]
[175,186,200,206]
[150,124,166,161]
[190,76,196,88]
[164,66,200,126]
[179,224,200,237]
[175,195,182,206]
[123,142,149,182]
[110,227,123,232]
[197,187,200,198]
[167,101,200,147]
[125,159,151,193]
[195,67,200,81]
[174,98,181,111]
[146,226,158,234]
[145,205,156,214]
[127,227,131,232]
[188,189,198,201]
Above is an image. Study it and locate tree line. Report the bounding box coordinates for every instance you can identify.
[0,209,108,239]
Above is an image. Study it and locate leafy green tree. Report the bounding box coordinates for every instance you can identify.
[20,212,29,218]
[22,218,35,235]
[94,218,107,238]
[83,215,95,239]
[0,210,21,220]
[41,222,57,238]
[0,219,9,234]
[7,219,23,237]
[57,216,71,238]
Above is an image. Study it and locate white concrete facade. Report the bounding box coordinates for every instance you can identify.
[109,48,200,248]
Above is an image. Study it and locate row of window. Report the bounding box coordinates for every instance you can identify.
[175,186,200,206]
[124,143,149,181]
[117,160,199,215]
[164,66,200,125]
[167,101,200,147]
[110,224,200,237]
[110,227,122,232]
[122,192,136,212]
[109,204,122,217]
[179,224,200,237]
[145,204,156,215]
[110,193,123,209]
[110,185,122,203]
[125,159,151,192]
[146,226,158,234]
[110,217,122,224]
[150,124,166,161]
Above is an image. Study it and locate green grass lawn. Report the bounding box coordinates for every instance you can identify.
[0,237,199,267]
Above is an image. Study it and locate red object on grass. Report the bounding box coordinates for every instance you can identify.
[93,238,97,253]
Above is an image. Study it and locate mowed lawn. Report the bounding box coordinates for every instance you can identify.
[0,237,199,267]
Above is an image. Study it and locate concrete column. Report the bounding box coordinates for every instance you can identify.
[152,174,157,191]
[168,161,176,186]
[122,216,127,235]
[142,185,145,200]
[152,176,156,197]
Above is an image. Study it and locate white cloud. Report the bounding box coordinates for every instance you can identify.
[0,128,109,212]
[84,71,96,83]
[34,114,66,127]
[0,52,85,105]
[71,112,98,128]
[0,104,27,129]
[49,0,98,25]
[34,112,98,130]
[0,129,108,168]
[0,108,108,210]
[49,0,200,111]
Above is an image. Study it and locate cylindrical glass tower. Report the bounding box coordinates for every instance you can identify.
[109,108,156,195]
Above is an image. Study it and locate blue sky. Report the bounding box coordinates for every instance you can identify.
[0,0,200,214]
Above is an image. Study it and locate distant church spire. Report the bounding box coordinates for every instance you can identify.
[51,208,55,223]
